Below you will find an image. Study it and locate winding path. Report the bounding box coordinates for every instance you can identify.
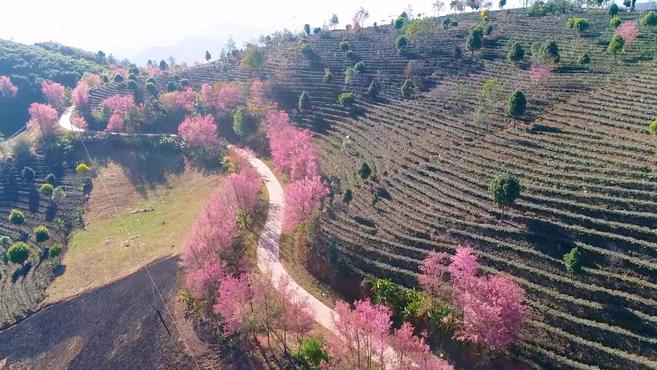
[59,107,339,334]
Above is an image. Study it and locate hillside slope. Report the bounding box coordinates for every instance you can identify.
[0,39,106,136]
[84,8,657,369]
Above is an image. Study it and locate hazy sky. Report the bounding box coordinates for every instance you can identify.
[2,0,520,62]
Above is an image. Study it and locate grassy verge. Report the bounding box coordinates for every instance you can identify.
[45,168,221,303]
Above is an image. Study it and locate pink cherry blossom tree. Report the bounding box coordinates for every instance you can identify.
[71,115,88,129]
[447,246,478,291]
[264,110,320,180]
[283,176,329,230]
[389,322,453,370]
[71,81,90,110]
[0,76,18,97]
[178,114,220,149]
[329,299,392,369]
[27,103,59,136]
[617,21,639,44]
[106,113,125,132]
[41,80,66,111]
[457,274,528,351]
[250,79,270,105]
[418,251,451,300]
[225,167,261,220]
[82,73,102,90]
[277,276,315,345]
[213,272,252,335]
[185,255,224,299]
[530,62,551,83]
[101,95,138,132]
[217,84,245,111]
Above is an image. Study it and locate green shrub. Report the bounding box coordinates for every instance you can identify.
[76,163,91,175]
[40,183,54,197]
[34,225,49,243]
[298,91,311,114]
[337,91,356,108]
[649,118,657,136]
[240,47,267,70]
[45,173,56,185]
[345,50,356,60]
[128,73,138,81]
[166,81,177,92]
[401,79,415,98]
[49,243,63,258]
[232,106,248,137]
[51,186,66,203]
[313,27,321,35]
[342,189,353,204]
[127,79,138,90]
[146,77,156,84]
[396,35,408,50]
[344,67,357,85]
[113,74,124,83]
[453,46,463,59]
[21,167,36,182]
[9,209,25,224]
[395,12,409,29]
[489,172,521,219]
[129,66,140,75]
[579,53,591,65]
[353,62,366,74]
[608,3,619,16]
[304,24,311,36]
[466,25,484,56]
[366,80,380,99]
[609,17,622,29]
[567,18,589,33]
[607,35,625,57]
[81,177,93,194]
[339,40,350,51]
[293,337,330,369]
[564,247,582,273]
[507,42,524,62]
[442,17,452,30]
[146,82,157,94]
[8,242,30,264]
[642,11,657,27]
[358,162,371,179]
[102,75,110,83]
[532,40,560,63]
[507,90,527,118]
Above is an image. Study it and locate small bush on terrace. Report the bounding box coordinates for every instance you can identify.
[293,337,330,369]
[240,46,267,70]
[166,81,177,92]
[81,177,93,194]
[507,90,527,118]
[9,209,25,225]
[49,243,63,258]
[642,11,657,27]
[564,247,582,273]
[358,162,371,179]
[507,42,525,62]
[649,118,657,136]
[40,183,54,197]
[34,225,49,243]
[607,35,625,57]
[609,3,620,16]
[76,163,90,175]
[338,91,356,108]
[45,173,56,185]
[146,82,157,94]
[0,236,11,246]
[345,50,356,60]
[396,35,408,51]
[21,167,36,182]
[12,138,32,164]
[489,172,521,220]
[353,62,366,74]
[113,74,124,83]
[567,18,589,34]
[579,53,591,65]
[610,17,622,29]
[339,40,350,52]
[366,80,380,99]
[127,79,138,90]
[8,242,30,264]
[395,12,409,30]
[467,25,484,56]
[342,189,353,205]
[401,79,415,98]
[532,40,560,63]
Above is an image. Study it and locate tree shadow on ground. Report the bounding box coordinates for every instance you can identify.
[0,256,197,370]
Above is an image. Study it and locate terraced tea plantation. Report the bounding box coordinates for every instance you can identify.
[86,8,657,369]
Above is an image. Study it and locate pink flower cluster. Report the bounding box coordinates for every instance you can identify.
[283,176,329,231]
[419,246,528,351]
[177,114,219,149]
[530,62,552,82]
[0,76,18,97]
[100,95,137,132]
[199,83,245,112]
[264,109,320,180]
[617,21,639,43]
[330,299,453,369]
[27,103,59,136]
[71,81,90,110]
[159,88,196,112]
[41,80,66,111]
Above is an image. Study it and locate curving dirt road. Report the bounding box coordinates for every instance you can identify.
[60,107,340,334]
